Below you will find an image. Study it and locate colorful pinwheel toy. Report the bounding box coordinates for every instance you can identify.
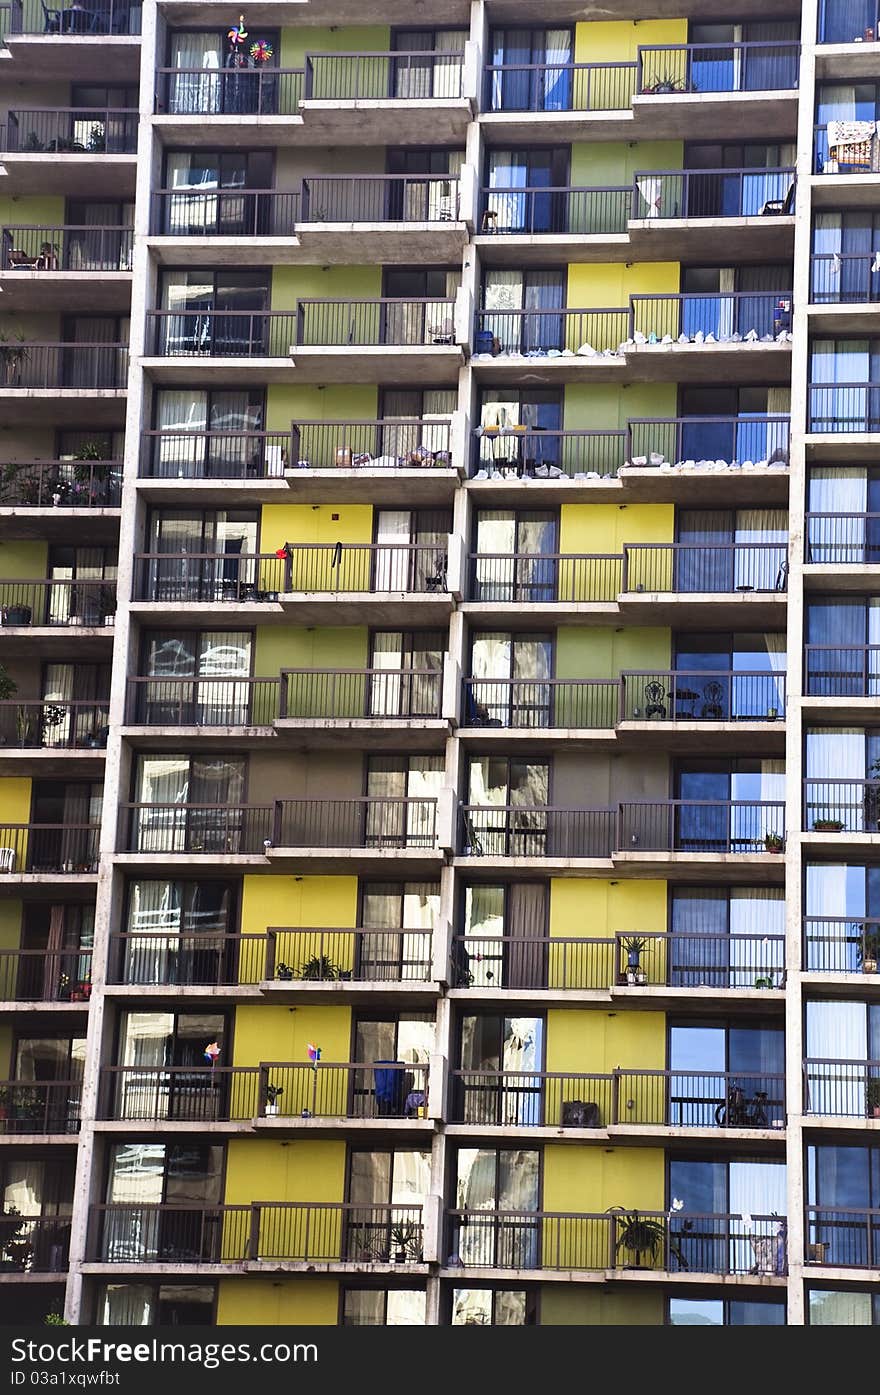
[250,40,273,63]
[227,14,247,45]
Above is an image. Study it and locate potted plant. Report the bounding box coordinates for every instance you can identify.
[620,935,649,985]
[867,1077,880,1119]
[0,1206,24,1265]
[754,974,774,989]
[0,331,31,386]
[813,818,845,832]
[69,981,91,1002]
[15,706,37,747]
[298,953,341,981]
[389,1223,421,1263]
[275,962,294,981]
[607,1207,666,1268]
[764,831,785,853]
[0,666,17,704]
[857,928,880,974]
[864,759,880,829]
[264,1083,283,1116]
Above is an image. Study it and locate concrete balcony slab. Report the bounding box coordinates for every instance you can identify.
[147,223,468,268]
[0,153,136,196]
[0,269,131,313]
[140,345,464,387]
[3,35,140,82]
[298,98,473,146]
[807,301,880,335]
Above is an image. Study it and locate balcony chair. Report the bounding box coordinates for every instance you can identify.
[424,553,448,592]
[644,680,667,719]
[760,182,795,217]
[6,248,40,270]
[41,0,63,29]
[700,680,724,720]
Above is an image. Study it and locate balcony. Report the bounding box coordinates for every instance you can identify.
[0,700,110,775]
[459,800,786,876]
[0,110,138,195]
[154,67,304,123]
[0,579,116,632]
[806,1206,880,1269]
[805,514,880,590]
[132,544,452,625]
[803,916,880,976]
[0,947,93,1004]
[106,925,435,990]
[473,293,791,387]
[804,1059,880,1120]
[445,1208,786,1278]
[626,168,795,260]
[0,226,133,311]
[805,645,880,709]
[814,124,880,189]
[100,1061,430,1129]
[121,797,442,873]
[89,1201,426,1268]
[0,460,122,512]
[144,299,462,385]
[465,542,788,627]
[0,1214,72,1275]
[803,779,880,841]
[476,185,630,263]
[0,1079,82,1132]
[7,0,141,34]
[0,343,127,393]
[452,929,785,997]
[0,823,100,878]
[449,1067,784,1134]
[288,418,459,504]
[481,42,799,143]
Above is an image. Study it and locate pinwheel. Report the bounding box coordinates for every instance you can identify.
[250,39,273,62]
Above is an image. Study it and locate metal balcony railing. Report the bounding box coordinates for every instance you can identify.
[303,49,464,101]
[0,1214,72,1272]
[0,1079,81,1133]
[815,123,880,173]
[107,931,272,986]
[151,190,300,237]
[0,578,116,626]
[636,41,800,94]
[1,108,138,153]
[806,1206,880,1268]
[805,644,880,696]
[90,1201,424,1264]
[0,699,110,748]
[147,300,458,355]
[804,778,880,832]
[472,428,625,478]
[139,429,288,480]
[460,804,615,858]
[468,543,788,602]
[8,0,142,33]
[1,225,133,272]
[630,290,792,341]
[484,60,637,112]
[474,305,628,356]
[803,1058,880,1117]
[803,916,880,974]
[134,544,449,600]
[123,798,438,854]
[155,68,304,117]
[818,3,879,41]
[627,415,790,467]
[280,667,443,720]
[0,344,128,389]
[806,512,880,563]
[450,1067,784,1128]
[0,823,100,873]
[267,927,433,984]
[147,310,295,359]
[291,419,453,471]
[301,175,460,223]
[620,800,786,854]
[630,168,794,220]
[452,930,785,991]
[0,949,93,1002]
[100,1061,429,1122]
[479,185,629,236]
[125,677,280,727]
[811,252,880,304]
[619,670,786,722]
[462,677,619,729]
[0,460,122,507]
[446,1208,786,1275]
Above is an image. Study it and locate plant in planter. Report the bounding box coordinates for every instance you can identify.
[275,962,294,981]
[298,953,341,981]
[857,928,880,974]
[607,1207,667,1268]
[620,935,649,985]
[0,665,17,704]
[813,818,845,832]
[0,331,31,386]
[764,831,785,853]
[641,69,687,94]
[72,441,111,505]
[0,1205,24,1262]
[867,1076,880,1119]
[15,706,37,747]
[264,1083,283,1116]
[389,1223,422,1263]
[6,1235,32,1271]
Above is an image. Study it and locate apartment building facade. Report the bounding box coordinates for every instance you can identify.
[0,0,878,1328]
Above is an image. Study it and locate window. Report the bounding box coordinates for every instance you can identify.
[359,880,439,981]
[144,509,258,602]
[456,884,549,990]
[668,1157,787,1275]
[452,1148,540,1267]
[805,862,880,971]
[669,886,785,988]
[29,782,102,872]
[818,0,879,43]
[162,151,274,235]
[165,31,280,115]
[684,22,799,93]
[488,28,573,112]
[381,269,460,346]
[466,757,550,857]
[809,337,880,431]
[808,467,880,563]
[2,1158,75,1272]
[807,1143,880,1267]
[451,1288,537,1324]
[668,1021,785,1126]
[157,271,271,357]
[133,756,246,853]
[472,509,559,603]
[673,759,785,852]
[806,599,880,695]
[671,630,787,719]
[352,1014,434,1118]
[99,1284,215,1326]
[483,148,570,233]
[674,385,790,467]
[139,629,253,726]
[366,631,444,720]
[365,755,444,848]
[151,389,266,480]
[121,880,237,985]
[392,29,468,99]
[346,1149,430,1261]
[64,201,134,271]
[480,270,565,354]
[456,1014,544,1125]
[467,631,554,728]
[816,83,880,171]
[17,902,94,1001]
[342,1289,426,1325]
[669,1295,785,1324]
[476,389,563,475]
[808,1288,880,1324]
[805,726,880,832]
[372,508,451,592]
[102,1142,224,1262]
[804,1001,880,1115]
[112,1010,228,1121]
[680,143,795,217]
[46,544,117,626]
[674,508,788,594]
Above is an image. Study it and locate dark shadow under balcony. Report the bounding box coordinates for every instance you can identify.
[89,1201,425,1267]
[446,1208,787,1277]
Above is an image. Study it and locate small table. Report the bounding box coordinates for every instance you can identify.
[675,688,699,718]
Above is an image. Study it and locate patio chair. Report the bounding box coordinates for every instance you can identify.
[760,182,795,216]
[41,0,63,29]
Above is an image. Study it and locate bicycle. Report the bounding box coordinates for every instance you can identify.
[714,1081,769,1128]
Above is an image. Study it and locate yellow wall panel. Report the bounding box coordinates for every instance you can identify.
[543,1143,665,1213]
[279,26,391,72]
[540,1286,663,1324]
[554,626,672,680]
[266,384,378,435]
[563,382,677,431]
[0,779,31,867]
[0,1023,11,1076]
[271,264,383,313]
[238,875,359,982]
[548,878,667,988]
[546,1008,666,1074]
[0,541,48,581]
[574,19,688,64]
[0,901,21,953]
[567,261,680,311]
[252,625,368,684]
[232,1003,352,1068]
[217,1278,339,1325]
[259,503,374,590]
[0,197,66,228]
[224,1139,346,1205]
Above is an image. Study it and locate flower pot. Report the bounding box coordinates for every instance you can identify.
[4,606,32,627]
[862,958,878,974]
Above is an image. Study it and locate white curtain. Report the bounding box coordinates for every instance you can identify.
[101,1286,153,1325]
[733,508,788,589]
[483,271,523,354]
[155,390,207,479]
[432,30,467,98]
[869,600,880,695]
[810,1290,873,1324]
[487,152,527,233]
[407,757,444,845]
[729,1162,786,1276]
[805,727,865,829]
[729,888,785,986]
[374,510,411,591]
[808,468,867,562]
[765,385,790,462]
[170,34,222,114]
[806,1001,867,1115]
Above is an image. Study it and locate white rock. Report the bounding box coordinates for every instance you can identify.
[661,333,674,344]
[632,455,648,466]
[660,463,673,472]
[678,333,690,343]
[649,452,665,465]
[745,329,759,341]
[732,332,743,342]
[472,469,488,480]
[490,470,504,480]
[705,332,716,343]
[633,330,647,344]
[761,333,774,342]
[693,330,705,343]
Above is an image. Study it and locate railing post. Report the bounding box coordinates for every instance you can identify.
[271,799,282,848]
[617,675,626,725]
[264,929,276,981]
[611,1068,620,1125]
[621,545,629,593]
[277,672,288,719]
[248,1204,261,1261]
